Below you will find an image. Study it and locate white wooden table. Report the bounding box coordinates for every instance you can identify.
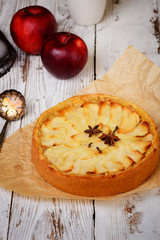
[0,0,160,239]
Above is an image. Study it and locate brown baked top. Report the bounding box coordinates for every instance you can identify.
[33,94,158,177]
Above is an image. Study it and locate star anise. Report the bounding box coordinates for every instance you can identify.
[84,125,102,137]
[99,126,120,146]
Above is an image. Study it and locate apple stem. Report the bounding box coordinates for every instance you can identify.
[63,33,71,45]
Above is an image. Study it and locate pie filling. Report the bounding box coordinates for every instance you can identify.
[39,100,153,176]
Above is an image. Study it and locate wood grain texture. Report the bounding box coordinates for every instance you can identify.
[8,196,94,240]
[1,0,95,239]
[0,0,160,239]
[95,0,160,239]
[96,0,160,78]
[0,189,12,240]
[0,0,32,239]
[95,188,160,240]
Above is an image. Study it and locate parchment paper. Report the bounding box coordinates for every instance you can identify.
[0,46,160,199]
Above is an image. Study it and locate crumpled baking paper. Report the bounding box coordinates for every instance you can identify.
[0,46,160,199]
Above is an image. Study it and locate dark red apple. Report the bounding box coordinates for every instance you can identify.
[41,32,88,79]
[10,5,57,55]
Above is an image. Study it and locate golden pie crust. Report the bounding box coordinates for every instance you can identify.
[31,94,159,197]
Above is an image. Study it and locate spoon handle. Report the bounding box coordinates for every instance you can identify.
[0,121,8,149]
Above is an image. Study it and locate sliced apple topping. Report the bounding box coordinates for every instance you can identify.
[98,102,110,125]
[94,161,109,175]
[127,150,144,163]
[105,161,124,173]
[41,136,79,148]
[73,159,95,175]
[71,132,93,142]
[126,121,149,136]
[41,124,67,137]
[128,138,152,153]
[107,103,122,131]
[83,102,99,127]
[58,106,86,131]
[40,99,154,176]
[139,133,153,141]
[118,106,140,133]
[113,144,135,169]
[41,124,59,137]
[44,145,94,173]
[44,117,78,136]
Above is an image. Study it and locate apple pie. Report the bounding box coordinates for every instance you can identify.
[31,94,159,197]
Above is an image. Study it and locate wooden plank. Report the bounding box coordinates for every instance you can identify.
[8,195,94,240]
[96,0,160,79]
[0,0,31,239]
[0,0,37,239]
[95,0,160,239]
[0,189,12,240]
[6,0,95,239]
[95,188,160,240]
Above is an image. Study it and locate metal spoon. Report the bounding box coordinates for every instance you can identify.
[0,89,26,149]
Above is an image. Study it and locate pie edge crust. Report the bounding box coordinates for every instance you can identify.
[31,94,159,197]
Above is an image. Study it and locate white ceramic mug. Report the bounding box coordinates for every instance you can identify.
[66,0,107,25]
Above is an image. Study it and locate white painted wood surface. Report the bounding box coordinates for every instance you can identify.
[0,0,160,239]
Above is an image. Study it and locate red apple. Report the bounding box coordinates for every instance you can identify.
[10,5,57,55]
[41,32,88,79]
